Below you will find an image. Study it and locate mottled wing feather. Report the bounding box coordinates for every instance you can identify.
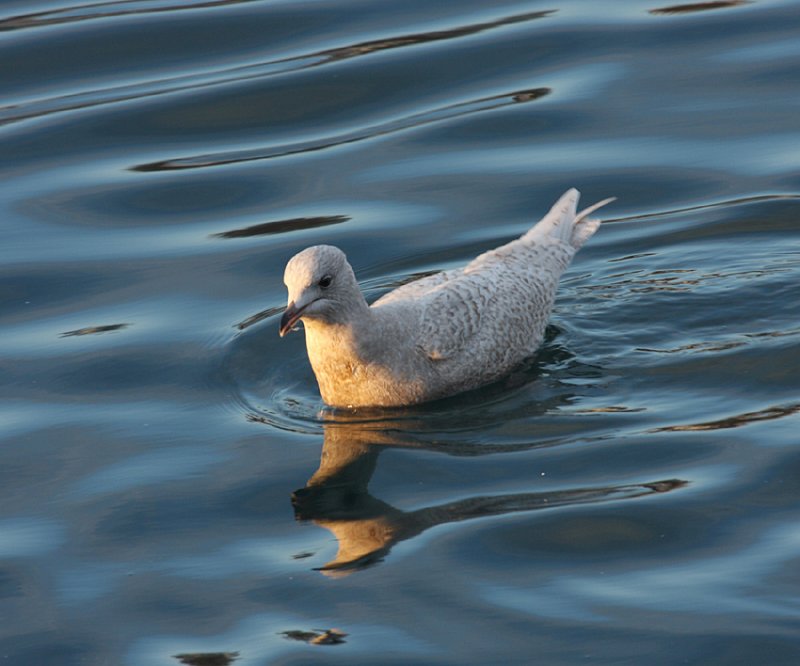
[372,269,456,307]
[417,240,573,363]
[417,273,484,360]
[412,243,525,359]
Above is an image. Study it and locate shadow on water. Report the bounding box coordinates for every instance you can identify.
[290,418,687,577]
[59,323,130,337]
[173,651,240,666]
[211,215,349,240]
[649,1,750,16]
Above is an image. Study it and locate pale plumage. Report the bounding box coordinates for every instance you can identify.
[280,188,614,408]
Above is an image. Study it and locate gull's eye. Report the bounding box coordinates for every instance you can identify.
[318,275,332,288]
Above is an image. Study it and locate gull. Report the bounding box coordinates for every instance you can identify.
[280,188,614,408]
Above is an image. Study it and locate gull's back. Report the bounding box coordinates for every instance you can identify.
[370,189,610,400]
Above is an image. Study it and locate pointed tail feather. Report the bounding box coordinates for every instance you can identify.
[522,188,579,244]
[522,189,615,250]
[571,196,616,250]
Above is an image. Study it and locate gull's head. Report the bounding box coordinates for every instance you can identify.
[279,245,359,337]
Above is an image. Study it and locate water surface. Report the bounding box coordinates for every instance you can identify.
[2,1,799,664]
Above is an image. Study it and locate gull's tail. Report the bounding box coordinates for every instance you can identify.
[524,188,616,251]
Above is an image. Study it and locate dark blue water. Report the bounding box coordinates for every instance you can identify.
[2,1,799,664]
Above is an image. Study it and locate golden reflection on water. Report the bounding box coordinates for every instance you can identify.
[652,402,800,432]
[293,420,686,576]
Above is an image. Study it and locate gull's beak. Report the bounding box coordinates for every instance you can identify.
[279,301,306,337]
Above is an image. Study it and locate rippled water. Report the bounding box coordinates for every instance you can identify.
[2,1,799,664]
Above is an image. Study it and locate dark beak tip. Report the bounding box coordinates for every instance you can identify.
[279,302,300,337]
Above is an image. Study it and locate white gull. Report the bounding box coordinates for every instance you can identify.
[280,188,614,408]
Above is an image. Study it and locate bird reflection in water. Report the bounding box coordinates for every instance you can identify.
[291,415,687,577]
